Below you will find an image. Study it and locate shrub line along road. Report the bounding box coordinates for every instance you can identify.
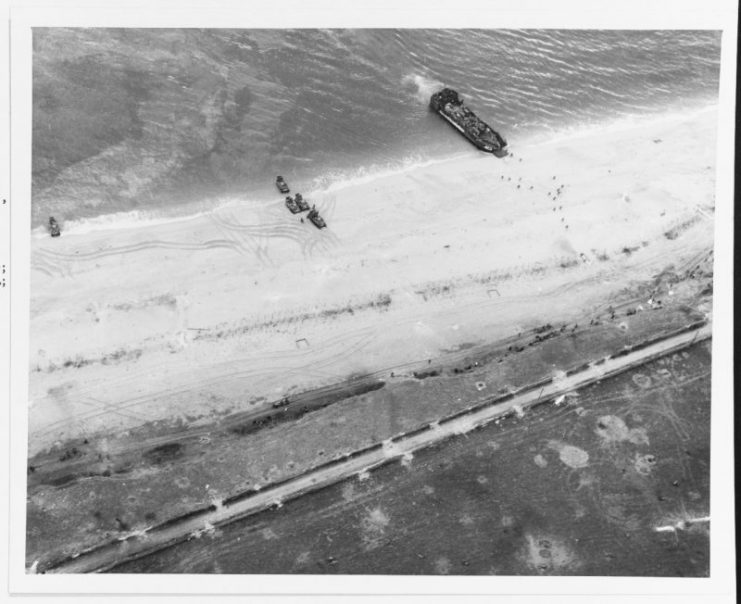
[42,320,711,574]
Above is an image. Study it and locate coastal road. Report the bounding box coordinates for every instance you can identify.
[114,338,711,576]
[43,320,711,573]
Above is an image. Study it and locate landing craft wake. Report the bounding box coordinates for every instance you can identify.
[430,88,508,157]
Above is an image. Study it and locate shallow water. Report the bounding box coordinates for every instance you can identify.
[32,29,721,228]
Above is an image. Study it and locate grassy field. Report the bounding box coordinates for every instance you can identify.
[111,339,710,576]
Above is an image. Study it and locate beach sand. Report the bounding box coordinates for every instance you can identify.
[28,106,717,458]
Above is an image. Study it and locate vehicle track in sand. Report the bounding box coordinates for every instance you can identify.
[209,196,341,260]
[28,232,712,457]
[209,211,276,268]
[216,211,338,259]
[28,278,709,488]
[31,192,345,277]
[27,190,713,457]
[28,278,546,444]
[31,238,246,279]
[30,323,380,443]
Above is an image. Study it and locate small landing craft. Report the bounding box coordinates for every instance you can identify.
[48,216,61,237]
[275,176,324,226]
[294,193,310,212]
[276,175,290,194]
[429,88,507,157]
[285,196,301,214]
[307,206,326,229]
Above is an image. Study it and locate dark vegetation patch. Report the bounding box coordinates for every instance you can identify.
[415,284,454,301]
[149,505,218,533]
[664,215,701,240]
[115,517,131,532]
[565,362,591,377]
[41,347,144,374]
[45,473,82,488]
[110,294,178,311]
[530,330,559,346]
[47,383,74,397]
[143,443,185,465]
[101,348,144,365]
[228,379,386,437]
[58,447,83,462]
[559,258,579,269]
[412,369,441,379]
[108,342,711,576]
[197,293,393,342]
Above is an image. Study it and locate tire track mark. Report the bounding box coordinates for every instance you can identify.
[33,239,245,283]
[32,324,379,437]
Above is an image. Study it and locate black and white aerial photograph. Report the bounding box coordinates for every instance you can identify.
[6,2,736,598]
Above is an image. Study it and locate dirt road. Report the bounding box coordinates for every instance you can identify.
[43,321,710,573]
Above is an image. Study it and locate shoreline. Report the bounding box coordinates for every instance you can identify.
[31,101,717,237]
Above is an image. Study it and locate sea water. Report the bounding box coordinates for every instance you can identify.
[31,28,721,230]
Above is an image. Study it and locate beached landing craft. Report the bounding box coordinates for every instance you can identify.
[285,193,310,214]
[276,175,290,194]
[276,174,324,225]
[285,195,301,214]
[307,206,327,229]
[48,216,61,237]
[294,193,310,212]
[430,88,508,157]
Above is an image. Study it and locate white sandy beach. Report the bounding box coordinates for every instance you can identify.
[27,107,717,457]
